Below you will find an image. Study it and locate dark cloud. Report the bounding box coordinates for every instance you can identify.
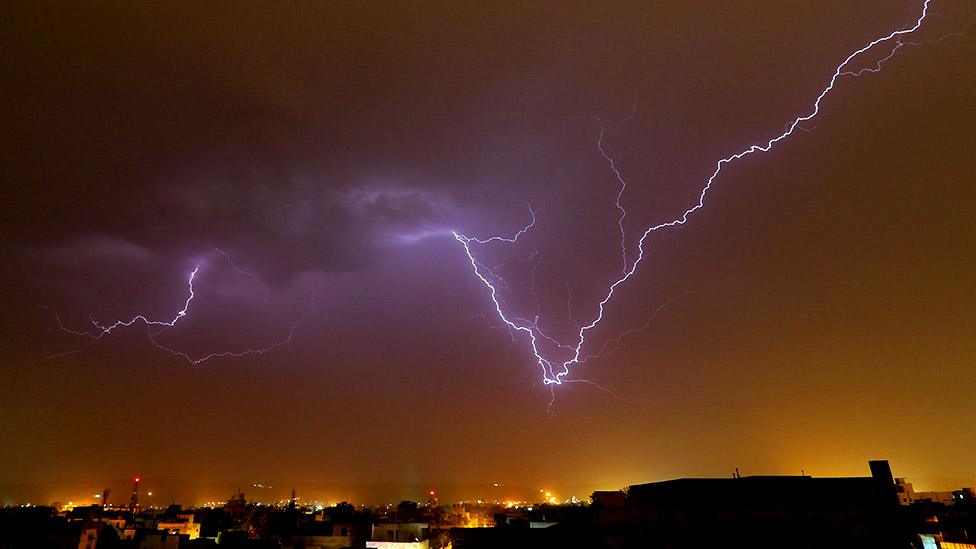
[32,235,155,266]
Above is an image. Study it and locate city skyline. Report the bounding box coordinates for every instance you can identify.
[1,460,966,510]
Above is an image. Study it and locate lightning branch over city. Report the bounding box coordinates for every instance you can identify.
[453,0,938,387]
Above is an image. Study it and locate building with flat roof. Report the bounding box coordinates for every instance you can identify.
[594,460,903,548]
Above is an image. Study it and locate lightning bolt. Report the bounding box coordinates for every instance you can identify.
[144,319,301,365]
[52,254,307,365]
[79,266,199,338]
[597,91,641,275]
[214,247,262,282]
[455,1,938,387]
[462,205,538,244]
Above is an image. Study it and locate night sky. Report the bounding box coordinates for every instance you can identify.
[2,1,974,504]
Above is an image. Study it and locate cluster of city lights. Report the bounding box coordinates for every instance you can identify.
[9,493,587,512]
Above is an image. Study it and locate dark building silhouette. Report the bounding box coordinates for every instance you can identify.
[593,460,904,548]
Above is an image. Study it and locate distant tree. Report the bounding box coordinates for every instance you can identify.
[397,500,419,513]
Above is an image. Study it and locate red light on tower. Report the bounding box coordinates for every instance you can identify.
[129,477,141,512]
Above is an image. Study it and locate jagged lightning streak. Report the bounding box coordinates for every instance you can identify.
[52,254,305,365]
[463,205,538,244]
[455,1,936,386]
[145,318,302,365]
[455,226,562,383]
[76,266,200,339]
[597,91,641,275]
[214,247,262,282]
